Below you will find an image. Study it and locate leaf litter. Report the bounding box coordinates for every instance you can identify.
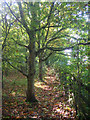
[2,68,76,119]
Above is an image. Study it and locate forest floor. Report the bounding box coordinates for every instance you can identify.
[2,67,76,119]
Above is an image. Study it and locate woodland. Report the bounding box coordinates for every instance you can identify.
[0,1,90,120]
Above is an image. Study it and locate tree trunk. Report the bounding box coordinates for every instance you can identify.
[26,38,37,102]
[39,56,43,81]
[17,2,39,102]
[25,3,39,103]
[26,76,37,102]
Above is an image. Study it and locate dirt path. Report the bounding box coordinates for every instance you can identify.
[35,67,76,119]
[2,68,76,119]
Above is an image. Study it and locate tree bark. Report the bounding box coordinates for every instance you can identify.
[39,56,43,81]
[26,38,37,102]
[26,2,38,102]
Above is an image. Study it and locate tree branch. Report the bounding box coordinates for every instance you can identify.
[51,28,66,38]
[41,52,53,61]
[11,38,29,49]
[35,47,46,56]
[2,19,21,50]
[45,28,66,47]
[44,2,54,41]
[79,42,90,45]
[65,35,88,42]
[46,42,90,52]
[2,15,11,50]
[47,2,54,23]
[45,26,50,42]
[35,24,65,32]
[35,3,54,32]
[3,58,28,77]
[17,2,31,35]
[5,2,21,24]
[2,30,10,50]
[46,36,62,46]
[36,41,89,56]
[46,45,74,51]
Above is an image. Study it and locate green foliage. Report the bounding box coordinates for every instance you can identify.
[1,1,89,119]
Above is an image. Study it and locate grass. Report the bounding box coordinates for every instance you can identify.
[3,71,27,97]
